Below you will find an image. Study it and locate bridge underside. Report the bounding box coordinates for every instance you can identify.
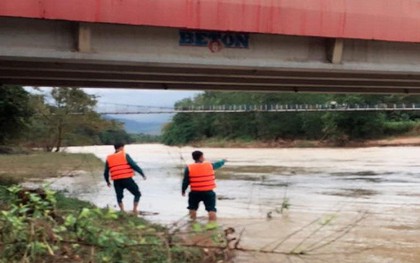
[4,60,420,94]
[3,18,420,94]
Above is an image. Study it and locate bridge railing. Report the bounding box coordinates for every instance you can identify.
[172,103,420,112]
[90,103,420,115]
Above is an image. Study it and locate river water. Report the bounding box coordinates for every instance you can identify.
[57,144,420,263]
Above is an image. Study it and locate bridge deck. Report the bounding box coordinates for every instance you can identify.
[2,3,420,93]
[1,0,420,43]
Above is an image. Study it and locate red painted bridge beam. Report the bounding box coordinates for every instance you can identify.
[1,0,420,43]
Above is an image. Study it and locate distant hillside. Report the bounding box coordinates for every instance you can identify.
[123,119,164,135]
[104,116,164,135]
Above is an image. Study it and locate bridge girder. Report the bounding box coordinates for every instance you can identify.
[2,18,420,94]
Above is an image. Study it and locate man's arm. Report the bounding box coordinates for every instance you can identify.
[182,167,189,196]
[103,161,110,186]
[212,159,226,170]
[126,154,146,179]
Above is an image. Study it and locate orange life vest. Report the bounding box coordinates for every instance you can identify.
[106,151,134,180]
[188,162,216,191]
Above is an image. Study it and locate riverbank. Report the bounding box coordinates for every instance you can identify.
[0,152,225,263]
[0,185,212,263]
[0,152,103,185]
[187,135,420,148]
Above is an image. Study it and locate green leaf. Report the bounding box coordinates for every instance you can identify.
[192,223,203,233]
[205,222,219,230]
[78,208,91,219]
[64,214,77,227]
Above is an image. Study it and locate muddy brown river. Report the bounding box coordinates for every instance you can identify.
[57,145,420,262]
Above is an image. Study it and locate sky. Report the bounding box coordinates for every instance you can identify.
[83,88,200,108]
[28,87,201,123]
[82,88,201,122]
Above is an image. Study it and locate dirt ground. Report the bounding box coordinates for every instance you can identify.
[367,136,420,147]
[191,136,420,148]
[219,206,420,263]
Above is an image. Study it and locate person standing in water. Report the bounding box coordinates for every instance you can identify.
[182,150,226,222]
[104,143,146,213]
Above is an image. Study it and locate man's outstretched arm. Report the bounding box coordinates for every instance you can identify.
[212,159,226,170]
[126,154,146,179]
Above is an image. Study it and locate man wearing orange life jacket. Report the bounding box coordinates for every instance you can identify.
[182,150,226,222]
[104,143,146,213]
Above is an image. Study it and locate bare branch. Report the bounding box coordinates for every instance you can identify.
[303,211,368,253]
[260,217,320,252]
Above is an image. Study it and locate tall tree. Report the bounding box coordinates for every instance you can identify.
[50,87,97,151]
[28,87,112,151]
[0,85,33,145]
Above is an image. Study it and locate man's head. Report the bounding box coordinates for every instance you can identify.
[114,143,125,152]
[192,150,204,162]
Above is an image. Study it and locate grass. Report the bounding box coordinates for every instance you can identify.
[0,186,206,263]
[54,193,163,229]
[55,192,96,211]
[54,192,166,232]
[53,194,217,263]
[0,152,221,263]
[0,152,103,185]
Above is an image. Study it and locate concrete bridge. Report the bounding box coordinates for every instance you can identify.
[2,0,420,93]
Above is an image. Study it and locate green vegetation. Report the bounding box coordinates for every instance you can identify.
[162,92,420,145]
[99,131,162,145]
[0,185,206,263]
[130,133,162,143]
[0,152,103,185]
[0,86,34,145]
[0,153,224,263]
[26,87,132,151]
[0,85,132,151]
[99,127,135,145]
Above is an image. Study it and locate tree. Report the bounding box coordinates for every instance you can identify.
[162,91,420,146]
[27,87,114,151]
[321,94,388,144]
[24,93,56,151]
[98,120,133,145]
[0,85,34,145]
[161,113,199,145]
[322,111,386,145]
[50,87,98,151]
